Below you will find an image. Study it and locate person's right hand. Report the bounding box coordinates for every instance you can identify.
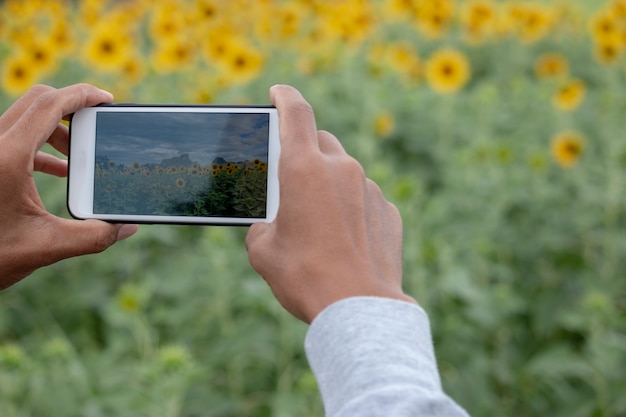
[246,85,416,324]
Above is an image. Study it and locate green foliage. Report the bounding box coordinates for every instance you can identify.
[94,158,268,218]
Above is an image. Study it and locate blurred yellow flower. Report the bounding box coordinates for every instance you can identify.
[609,0,626,21]
[82,23,135,72]
[151,36,197,74]
[219,40,264,85]
[149,2,189,42]
[194,0,220,25]
[319,1,376,45]
[49,21,76,56]
[202,27,235,63]
[534,52,569,80]
[594,37,623,65]
[425,48,471,94]
[551,131,584,168]
[375,111,395,138]
[256,3,305,43]
[509,3,554,44]
[121,58,146,85]
[590,11,621,42]
[116,284,143,314]
[383,0,418,21]
[369,41,420,82]
[414,0,455,39]
[553,79,586,111]
[461,0,498,44]
[1,55,37,96]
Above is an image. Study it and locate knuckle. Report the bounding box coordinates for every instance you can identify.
[27,84,55,96]
[31,89,60,113]
[287,99,315,118]
[282,153,324,179]
[341,155,366,178]
[91,227,117,253]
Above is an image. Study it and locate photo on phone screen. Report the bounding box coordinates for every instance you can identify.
[68,106,279,224]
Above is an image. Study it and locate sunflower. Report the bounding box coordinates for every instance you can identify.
[255,2,304,43]
[383,41,421,80]
[194,0,220,25]
[551,131,584,168]
[151,36,197,74]
[374,111,395,138]
[1,54,37,96]
[594,38,623,65]
[222,41,264,84]
[384,0,418,20]
[50,21,75,57]
[590,11,620,42]
[553,79,586,111]
[414,0,455,39]
[202,30,233,63]
[460,0,498,44]
[425,48,471,94]
[175,178,186,188]
[509,3,554,44]
[121,58,146,85]
[23,37,58,76]
[534,52,569,80]
[149,3,187,42]
[610,0,626,20]
[83,23,134,72]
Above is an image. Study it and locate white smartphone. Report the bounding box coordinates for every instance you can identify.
[68,104,280,225]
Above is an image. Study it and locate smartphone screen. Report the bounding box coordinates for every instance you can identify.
[68,106,280,225]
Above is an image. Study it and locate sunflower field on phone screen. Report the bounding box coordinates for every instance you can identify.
[1,1,626,416]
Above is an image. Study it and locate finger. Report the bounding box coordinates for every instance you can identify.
[269,85,319,157]
[44,218,137,264]
[34,151,68,176]
[7,83,113,152]
[0,85,55,134]
[47,123,69,156]
[317,130,347,155]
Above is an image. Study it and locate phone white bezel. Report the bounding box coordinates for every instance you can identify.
[68,105,280,225]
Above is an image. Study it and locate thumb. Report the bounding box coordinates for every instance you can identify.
[245,222,270,253]
[47,218,138,262]
[245,222,274,273]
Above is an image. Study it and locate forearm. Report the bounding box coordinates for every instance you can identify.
[304,297,469,417]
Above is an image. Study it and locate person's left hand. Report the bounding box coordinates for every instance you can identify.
[0,84,138,290]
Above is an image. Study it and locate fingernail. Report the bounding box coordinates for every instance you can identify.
[116,224,138,241]
[98,88,114,100]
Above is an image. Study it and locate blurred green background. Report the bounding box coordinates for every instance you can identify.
[1,0,626,416]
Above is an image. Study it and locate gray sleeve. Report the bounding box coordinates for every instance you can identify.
[304,296,470,417]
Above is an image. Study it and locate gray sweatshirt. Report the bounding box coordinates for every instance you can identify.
[304,297,470,417]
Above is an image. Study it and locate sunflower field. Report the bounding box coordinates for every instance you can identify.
[1,0,626,416]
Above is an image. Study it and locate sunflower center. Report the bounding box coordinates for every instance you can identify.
[565,143,581,155]
[12,66,26,80]
[235,55,247,68]
[100,40,114,54]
